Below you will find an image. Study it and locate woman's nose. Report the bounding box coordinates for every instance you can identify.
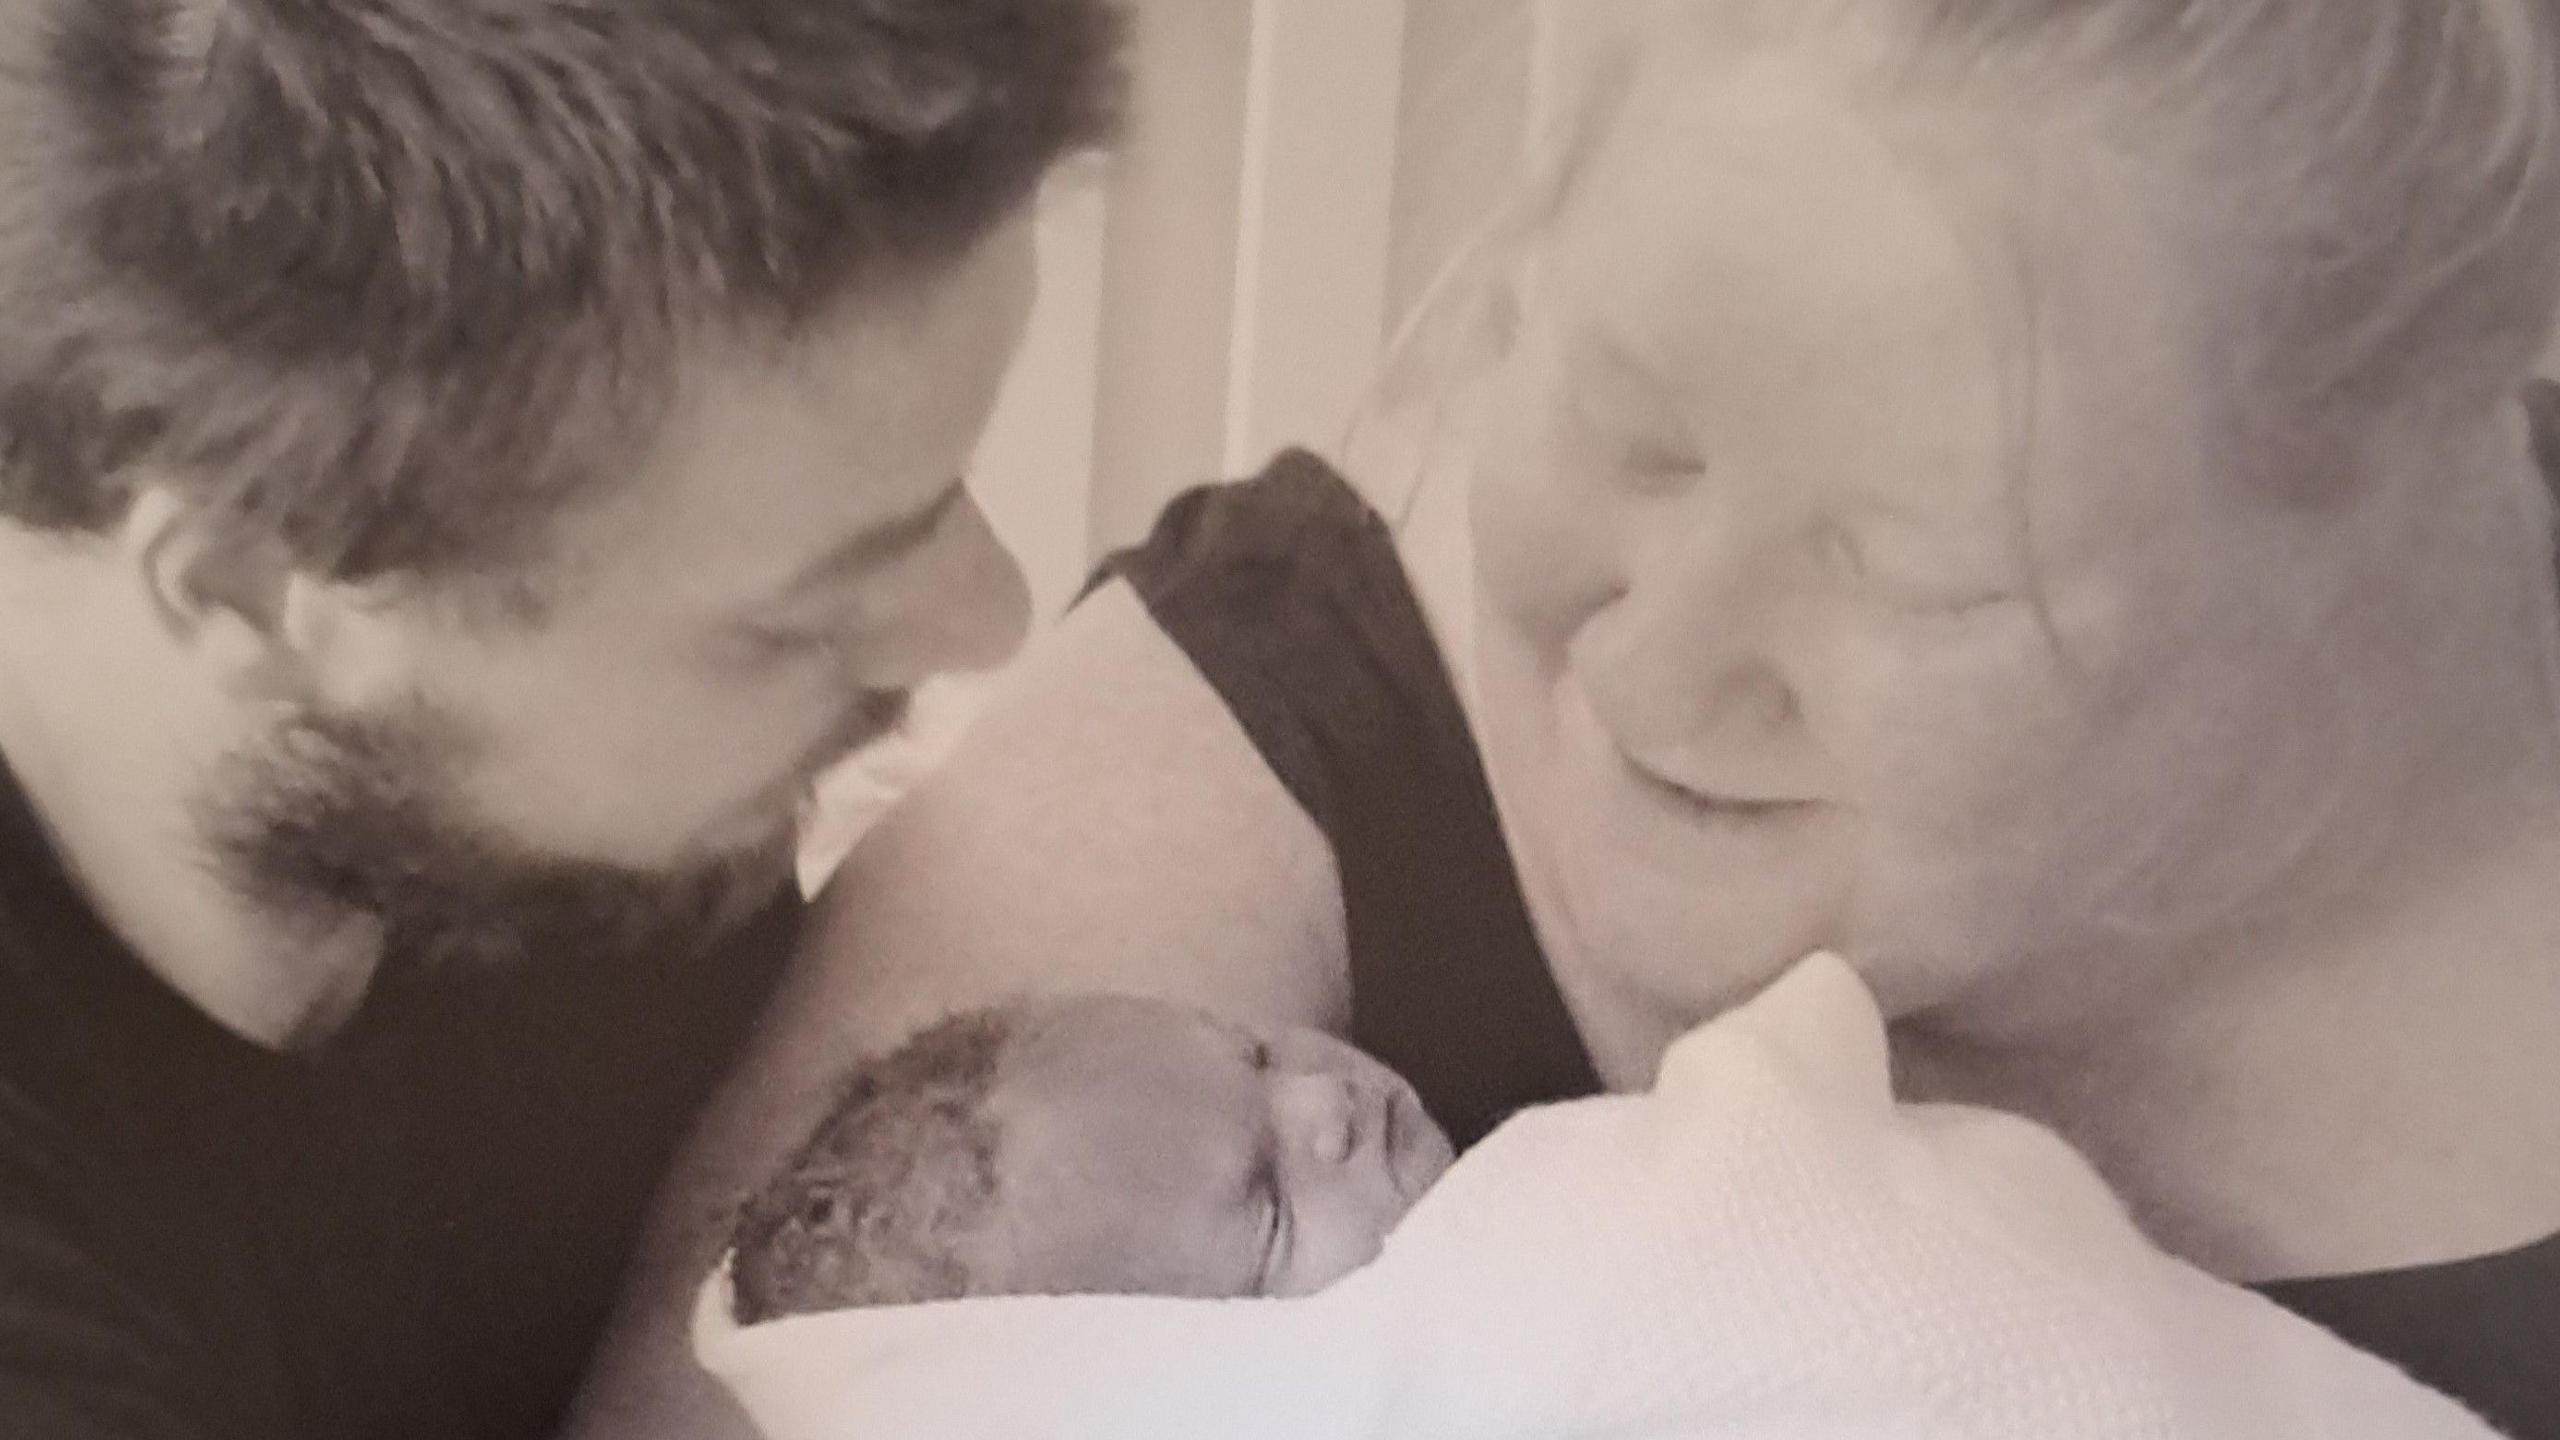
[1582,527,1804,751]
[1588,623,1798,741]
[1273,1071,1365,1167]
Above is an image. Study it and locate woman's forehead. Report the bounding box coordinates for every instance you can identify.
[1542,57,2021,507]
[1522,51,2236,591]
[1555,56,1987,361]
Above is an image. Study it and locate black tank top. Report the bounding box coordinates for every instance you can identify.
[1090,449,1599,1150]
[1092,444,2557,1438]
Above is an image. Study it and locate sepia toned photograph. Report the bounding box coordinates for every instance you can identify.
[0,2,2551,1437]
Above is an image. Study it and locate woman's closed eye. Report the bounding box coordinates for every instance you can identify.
[1814,520,2015,619]
[1561,354,1705,492]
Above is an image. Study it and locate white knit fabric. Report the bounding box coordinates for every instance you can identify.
[695,953,2499,1440]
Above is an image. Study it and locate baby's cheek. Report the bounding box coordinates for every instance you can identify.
[1274,1189,1417,1298]
[1269,1225,1384,1299]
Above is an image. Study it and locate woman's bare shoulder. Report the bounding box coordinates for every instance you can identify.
[804,578,1351,1041]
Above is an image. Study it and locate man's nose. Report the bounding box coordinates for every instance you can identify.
[880,493,1032,686]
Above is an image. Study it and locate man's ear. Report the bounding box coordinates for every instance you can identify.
[125,485,337,704]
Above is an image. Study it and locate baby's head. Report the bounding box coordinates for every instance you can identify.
[727,994,1456,1322]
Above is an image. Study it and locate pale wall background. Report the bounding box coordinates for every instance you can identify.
[966,0,1543,621]
[808,3,1545,877]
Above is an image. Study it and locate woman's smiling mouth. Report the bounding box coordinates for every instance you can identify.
[1614,746,1820,821]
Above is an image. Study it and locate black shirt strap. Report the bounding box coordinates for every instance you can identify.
[1088,450,1602,1147]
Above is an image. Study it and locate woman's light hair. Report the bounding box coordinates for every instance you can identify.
[1355,0,2560,515]
[1873,0,2560,495]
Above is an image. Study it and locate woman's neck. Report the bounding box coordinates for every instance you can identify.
[1900,682,2560,1284]
[1906,426,2560,1283]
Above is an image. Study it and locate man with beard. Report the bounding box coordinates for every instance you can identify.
[0,2,1122,1437]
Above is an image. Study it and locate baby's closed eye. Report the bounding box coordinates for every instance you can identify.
[1250,1161,1294,1293]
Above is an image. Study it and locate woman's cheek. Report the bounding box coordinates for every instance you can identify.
[1808,605,2099,834]
[1470,436,1631,656]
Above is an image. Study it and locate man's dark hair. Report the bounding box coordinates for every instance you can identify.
[0,0,1122,592]
[727,1006,1015,1323]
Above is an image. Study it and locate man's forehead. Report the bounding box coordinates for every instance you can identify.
[557,352,979,608]
[573,225,1023,541]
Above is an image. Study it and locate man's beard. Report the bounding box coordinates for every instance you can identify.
[199,700,799,986]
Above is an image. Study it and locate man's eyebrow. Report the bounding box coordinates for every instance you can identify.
[778,477,967,598]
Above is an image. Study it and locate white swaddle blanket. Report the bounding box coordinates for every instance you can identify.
[692,953,2498,1440]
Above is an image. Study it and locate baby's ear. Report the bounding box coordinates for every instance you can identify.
[727,1193,873,1323]
[779,1158,870,1244]
[122,485,303,702]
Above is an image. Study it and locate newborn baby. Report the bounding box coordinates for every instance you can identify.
[727,994,1457,1322]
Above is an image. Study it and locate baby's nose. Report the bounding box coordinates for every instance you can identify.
[1273,1071,1366,1167]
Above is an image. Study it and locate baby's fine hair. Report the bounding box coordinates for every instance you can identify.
[728,1007,1017,1323]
